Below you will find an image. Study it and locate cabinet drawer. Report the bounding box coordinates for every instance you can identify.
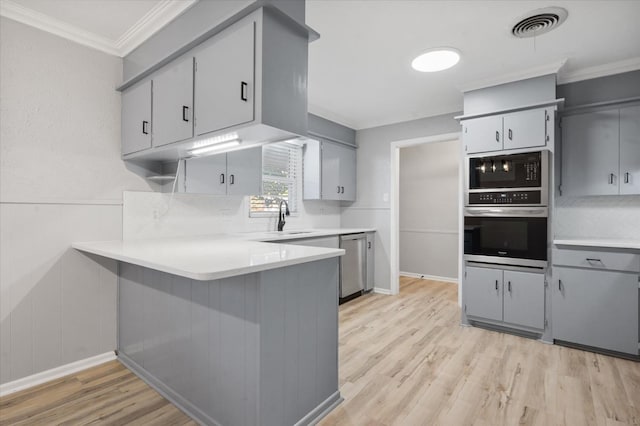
[553,248,640,273]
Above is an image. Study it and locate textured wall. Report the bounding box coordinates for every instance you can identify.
[0,18,151,385]
[342,112,461,291]
[399,140,459,279]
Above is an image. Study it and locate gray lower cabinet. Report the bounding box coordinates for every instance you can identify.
[561,105,640,196]
[183,147,262,196]
[152,56,194,147]
[119,259,341,426]
[465,265,545,330]
[552,247,640,356]
[122,80,152,155]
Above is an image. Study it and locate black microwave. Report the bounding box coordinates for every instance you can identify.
[466,151,548,206]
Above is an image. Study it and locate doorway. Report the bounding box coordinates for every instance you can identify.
[389,132,463,306]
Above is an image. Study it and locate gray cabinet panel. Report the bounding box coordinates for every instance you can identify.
[553,267,639,355]
[195,21,255,136]
[503,108,547,151]
[321,141,341,200]
[366,232,375,291]
[503,270,544,329]
[340,145,357,201]
[122,81,152,155]
[620,105,640,195]
[465,266,503,322]
[226,147,262,196]
[152,57,194,147]
[561,109,620,196]
[184,154,227,195]
[462,115,502,154]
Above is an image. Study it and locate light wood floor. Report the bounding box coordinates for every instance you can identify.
[2,277,639,425]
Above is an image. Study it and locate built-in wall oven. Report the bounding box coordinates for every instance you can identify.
[464,150,549,268]
[464,207,548,268]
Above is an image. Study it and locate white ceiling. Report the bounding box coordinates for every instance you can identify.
[2,0,640,130]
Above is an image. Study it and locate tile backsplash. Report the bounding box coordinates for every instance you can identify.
[554,195,640,240]
[122,191,341,240]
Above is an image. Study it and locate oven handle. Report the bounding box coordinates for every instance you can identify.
[464,207,548,218]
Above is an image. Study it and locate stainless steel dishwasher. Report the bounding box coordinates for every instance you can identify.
[339,233,366,304]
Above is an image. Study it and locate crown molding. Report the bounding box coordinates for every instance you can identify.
[115,0,197,56]
[459,59,567,93]
[0,0,196,57]
[557,57,640,85]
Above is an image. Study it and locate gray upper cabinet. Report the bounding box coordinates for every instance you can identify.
[152,57,195,147]
[462,107,551,154]
[552,246,639,355]
[320,142,356,201]
[462,115,502,154]
[304,139,356,202]
[502,270,544,329]
[182,147,262,196]
[465,265,545,330]
[502,108,548,151]
[195,21,255,136]
[226,147,262,196]
[561,106,640,196]
[620,105,640,195]
[561,109,619,196]
[465,266,503,322]
[122,80,152,155]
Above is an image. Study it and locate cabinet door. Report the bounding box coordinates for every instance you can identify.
[561,109,620,196]
[503,270,544,329]
[462,115,503,154]
[184,154,227,195]
[122,80,152,155]
[553,267,639,355]
[195,21,255,136]
[321,142,342,201]
[152,57,194,147]
[339,145,357,201]
[226,147,262,196]
[503,108,547,151]
[464,266,503,322]
[620,105,640,195]
[365,233,375,291]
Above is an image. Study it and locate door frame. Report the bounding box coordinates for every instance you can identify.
[389,132,463,306]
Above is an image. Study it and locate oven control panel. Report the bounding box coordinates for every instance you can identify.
[468,191,541,205]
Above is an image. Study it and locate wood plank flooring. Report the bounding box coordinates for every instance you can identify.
[1,277,639,425]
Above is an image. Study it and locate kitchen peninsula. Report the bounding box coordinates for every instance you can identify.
[73,236,344,426]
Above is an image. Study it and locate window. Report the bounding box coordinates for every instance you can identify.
[250,142,301,215]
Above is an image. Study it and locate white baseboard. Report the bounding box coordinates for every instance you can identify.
[373,287,393,295]
[0,351,116,397]
[400,271,458,284]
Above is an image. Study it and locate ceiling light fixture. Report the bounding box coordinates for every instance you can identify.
[411,48,461,72]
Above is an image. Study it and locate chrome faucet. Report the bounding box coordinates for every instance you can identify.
[277,199,290,231]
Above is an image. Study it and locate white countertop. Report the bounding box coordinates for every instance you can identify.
[235,228,376,242]
[73,235,345,281]
[554,238,640,250]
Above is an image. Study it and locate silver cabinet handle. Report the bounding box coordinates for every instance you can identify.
[609,173,615,185]
[624,172,630,184]
[219,174,225,184]
[142,121,149,135]
[508,129,513,140]
[495,280,499,291]
[507,281,512,292]
[337,186,340,193]
[495,131,500,142]
[341,186,345,194]
[558,279,562,291]
[368,241,371,249]
[229,174,235,185]
[182,106,189,122]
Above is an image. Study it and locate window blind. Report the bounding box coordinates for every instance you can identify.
[250,142,300,215]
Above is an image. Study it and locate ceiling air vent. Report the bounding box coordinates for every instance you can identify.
[511,7,568,38]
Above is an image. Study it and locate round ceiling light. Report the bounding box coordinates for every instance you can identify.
[411,48,460,72]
